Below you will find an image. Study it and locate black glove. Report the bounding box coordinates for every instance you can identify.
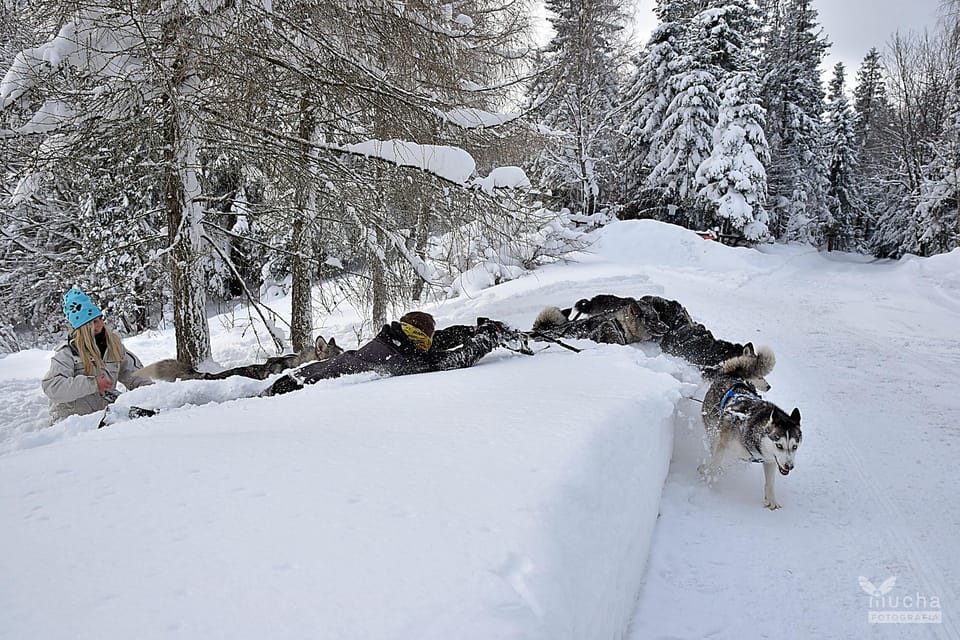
[476,317,508,343]
[477,317,508,332]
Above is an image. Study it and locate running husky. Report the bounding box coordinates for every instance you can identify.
[698,343,802,510]
[139,335,343,382]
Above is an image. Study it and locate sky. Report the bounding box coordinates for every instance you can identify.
[2,220,959,638]
[815,0,945,68]
[629,0,946,79]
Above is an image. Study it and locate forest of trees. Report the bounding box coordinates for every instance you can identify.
[1,0,958,355]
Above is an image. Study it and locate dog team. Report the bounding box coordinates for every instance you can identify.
[42,288,802,509]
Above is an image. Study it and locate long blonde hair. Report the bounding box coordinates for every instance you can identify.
[71,321,124,376]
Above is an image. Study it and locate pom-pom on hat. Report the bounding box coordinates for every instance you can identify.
[63,287,102,329]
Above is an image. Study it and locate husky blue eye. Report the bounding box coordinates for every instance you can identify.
[776,443,784,450]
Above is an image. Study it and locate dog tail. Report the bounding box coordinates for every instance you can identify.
[753,345,776,377]
[717,344,776,379]
[532,306,568,330]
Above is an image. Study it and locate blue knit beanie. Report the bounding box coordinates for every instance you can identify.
[63,287,102,329]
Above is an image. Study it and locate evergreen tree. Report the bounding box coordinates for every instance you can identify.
[758,0,831,243]
[647,51,717,221]
[916,79,960,255]
[692,0,769,239]
[531,0,626,216]
[853,48,892,146]
[823,63,864,251]
[645,6,724,223]
[696,71,770,240]
[852,47,897,244]
[620,21,687,215]
[645,0,764,229]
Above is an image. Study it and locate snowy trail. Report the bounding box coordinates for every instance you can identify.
[629,248,960,638]
[2,222,958,638]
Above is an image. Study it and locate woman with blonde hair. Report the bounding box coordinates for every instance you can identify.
[41,287,151,423]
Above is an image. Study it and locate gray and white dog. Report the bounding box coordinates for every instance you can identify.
[532,298,668,345]
[699,343,802,510]
[139,335,343,382]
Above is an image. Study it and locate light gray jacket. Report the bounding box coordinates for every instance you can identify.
[41,340,152,423]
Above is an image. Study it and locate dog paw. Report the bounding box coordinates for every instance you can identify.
[698,463,721,481]
[764,496,781,510]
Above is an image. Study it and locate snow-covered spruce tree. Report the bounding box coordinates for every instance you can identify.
[758,0,830,243]
[851,47,897,244]
[822,62,864,252]
[853,48,896,155]
[619,20,687,217]
[646,0,764,230]
[691,0,769,240]
[696,71,770,240]
[529,0,627,217]
[915,75,960,255]
[646,45,717,224]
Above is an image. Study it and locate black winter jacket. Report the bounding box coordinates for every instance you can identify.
[265,322,496,395]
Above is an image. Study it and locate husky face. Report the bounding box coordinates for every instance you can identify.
[266,335,343,372]
[758,407,802,475]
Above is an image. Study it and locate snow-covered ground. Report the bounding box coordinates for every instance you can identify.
[1,221,958,639]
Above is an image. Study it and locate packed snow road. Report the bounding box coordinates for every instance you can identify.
[626,236,960,639]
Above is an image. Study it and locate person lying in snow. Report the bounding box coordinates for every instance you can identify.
[531,294,749,368]
[263,311,511,396]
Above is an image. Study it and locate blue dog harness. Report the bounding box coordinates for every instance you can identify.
[719,382,761,413]
[719,382,765,464]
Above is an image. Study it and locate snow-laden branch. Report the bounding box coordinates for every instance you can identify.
[0,7,145,111]
[337,139,477,184]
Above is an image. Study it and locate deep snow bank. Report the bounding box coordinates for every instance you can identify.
[0,344,686,640]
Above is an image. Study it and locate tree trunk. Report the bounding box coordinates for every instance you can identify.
[289,93,315,353]
[289,212,314,353]
[371,228,388,328]
[409,200,431,301]
[163,16,210,367]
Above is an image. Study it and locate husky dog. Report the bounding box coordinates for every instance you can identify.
[699,344,802,510]
[140,335,343,382]
[532,298,668,345]
[572,295,670,338]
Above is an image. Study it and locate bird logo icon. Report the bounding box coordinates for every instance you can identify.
[859,576,896,597]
